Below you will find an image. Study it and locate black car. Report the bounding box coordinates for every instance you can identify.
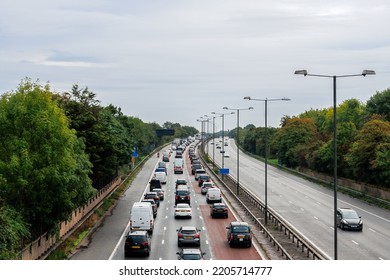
[149,179,162,191]
[176,248,206,260]
[198,174,211,187]
[210,203,228,218]
[177,226,201,247]
[191,164,202,175]
[175,189,191,205]
[175,179,187,188]
[336,208,363,231]
[226,221,252,247]
[124,231,151,257]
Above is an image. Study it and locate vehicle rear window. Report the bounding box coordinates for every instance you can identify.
[176,190,190,195]
[231,226,250,233]
[126,236,145,243]
[155,168,165,172]
[181,229,197,234]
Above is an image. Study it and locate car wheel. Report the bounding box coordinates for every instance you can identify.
[248,242,252,247]
[340,223,344,230]
[225,214,228,218]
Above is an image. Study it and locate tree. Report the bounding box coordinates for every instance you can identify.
[272,118,320,167]
[0,79,95,237]
[366,88,390,122]
[0,202,30,259]
[345,117,390,186]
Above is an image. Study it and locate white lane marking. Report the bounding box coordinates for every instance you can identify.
[351,240,359,245]
[164,227,167,231]
[316,201,321,205]
[300,208,305,211]
[199,216,203,220]
[369,228,376,233]
[206,240,209,245]
[313,216,319,220]
[165,216,168,219]
[162,240,165,245]
[288,200,293,204]
[109,220,130,260]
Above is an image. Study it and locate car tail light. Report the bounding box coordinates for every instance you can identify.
[141,241,149,247]
[178,233,183,238]
[230,234,233,241]
[224,208,228,212]
[150,219,153,226]
[194,233,200,238]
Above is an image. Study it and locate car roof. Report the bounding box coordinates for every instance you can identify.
[230,221,249,226]
[176,203,190,207]
[181,248,202,254]
[213,203,226,206]
[179,226,197,231]
[128,230,148,236]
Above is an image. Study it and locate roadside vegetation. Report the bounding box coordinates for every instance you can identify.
[228,88,390,189]
[0,78,197,259]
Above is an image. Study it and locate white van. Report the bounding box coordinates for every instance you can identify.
[130,202,154,234]
[174,158,184,174]
[154,168,167,184]
[206,188,222,203]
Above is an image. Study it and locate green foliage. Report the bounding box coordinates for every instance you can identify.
[0,202,30,259]
[0,79,95,238]
[272,118,320,167]
[345,117,390,186]
[366,88,390,122]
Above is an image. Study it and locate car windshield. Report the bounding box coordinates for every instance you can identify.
[343,210,359,219]
[231,226,249,233]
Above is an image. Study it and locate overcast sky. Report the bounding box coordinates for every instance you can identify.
[1,0,389,131]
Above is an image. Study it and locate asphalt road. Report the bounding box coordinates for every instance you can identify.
[71,144,262,260]
[208,138,390,260]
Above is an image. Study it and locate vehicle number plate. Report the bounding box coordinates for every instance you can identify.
[131,246,140,249]
[185,236,192,239]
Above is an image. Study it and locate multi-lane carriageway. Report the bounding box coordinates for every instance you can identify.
[71,145,263,260]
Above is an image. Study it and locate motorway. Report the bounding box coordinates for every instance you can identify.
[71,144,262,260]
[208,138,390,260]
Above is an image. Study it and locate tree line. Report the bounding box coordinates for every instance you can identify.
[230,88,390,188]
[0,79,197,259]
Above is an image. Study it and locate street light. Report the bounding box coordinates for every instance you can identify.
[294,69,375,260]
[205,115,217,169]
[223,106,254,195]
[211,111,235,175]
[201,116,211,155]
[244,96,291,226]
[196,118,208,150]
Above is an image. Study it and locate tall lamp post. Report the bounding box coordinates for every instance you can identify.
[223,106,253,195]
[244,96,290,225]
[196,118,207,150]
[294,69,375,260]
[211,111,235,174]
[203,117,211,155]
[205,115,217,169]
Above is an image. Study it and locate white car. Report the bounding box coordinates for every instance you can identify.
[174,203,192,219]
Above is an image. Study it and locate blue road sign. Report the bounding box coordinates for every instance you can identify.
[132,151,138,158]
[220,168,229,174]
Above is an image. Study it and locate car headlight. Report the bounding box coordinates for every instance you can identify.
[358,220,362,225]
[342,219,348,225]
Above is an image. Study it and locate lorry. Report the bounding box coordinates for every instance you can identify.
[130,202,154,234]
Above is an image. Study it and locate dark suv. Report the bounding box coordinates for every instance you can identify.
[336,208,363,231]
[124,231,151,257]
[175,189,191,205]
[226,221,252,247]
